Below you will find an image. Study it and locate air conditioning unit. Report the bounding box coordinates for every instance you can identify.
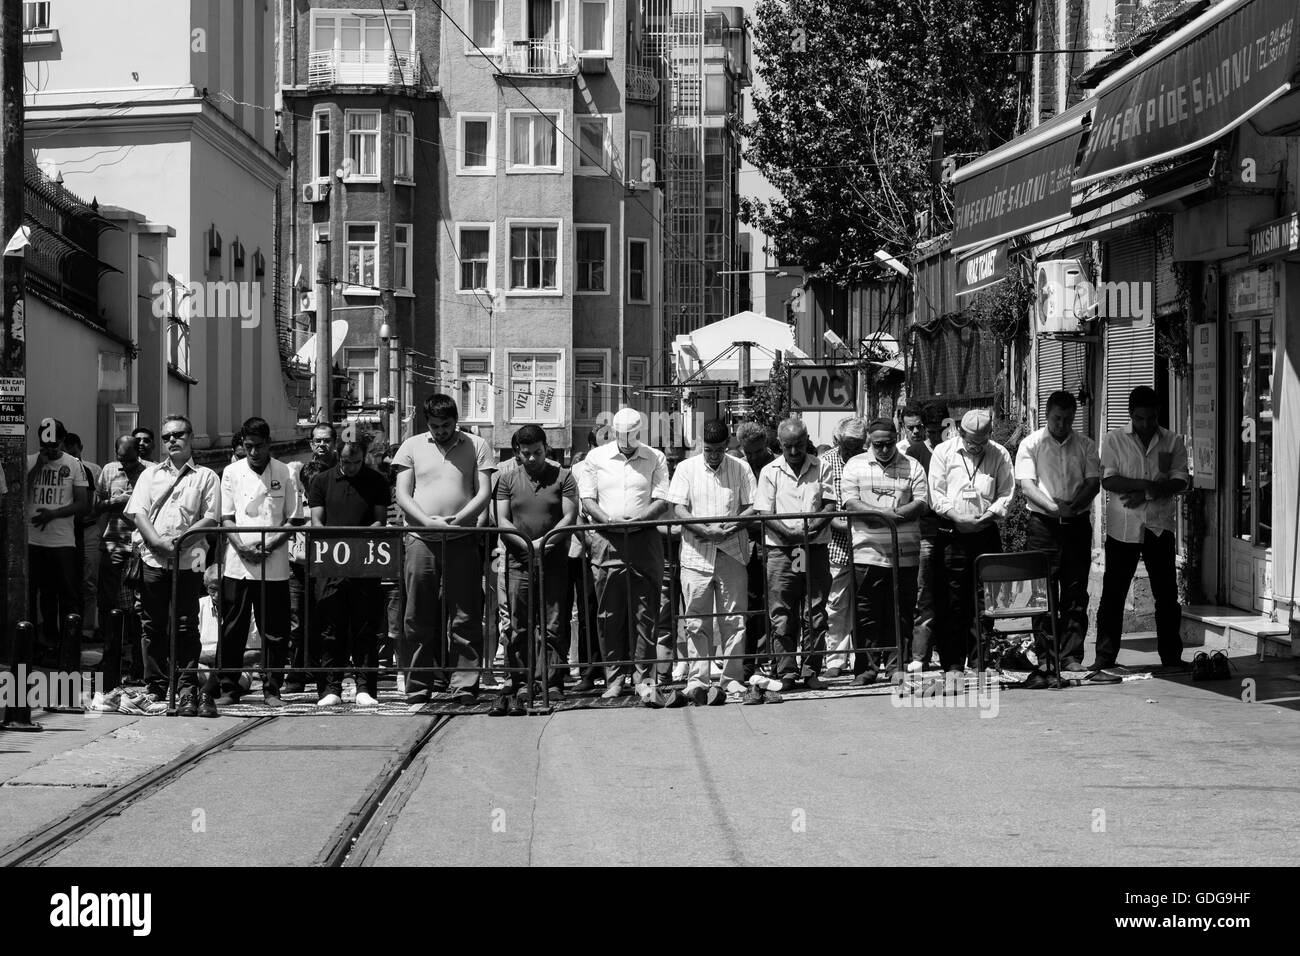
[299,291,316,313]
[580,57,608,74]
[1035,259,1094,334]
[301,182,330,204]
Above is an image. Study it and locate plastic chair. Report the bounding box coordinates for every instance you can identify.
[972,551,1062,681]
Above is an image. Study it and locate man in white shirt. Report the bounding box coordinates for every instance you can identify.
[578,407,672,700]
[928,409,1014,675]
[842,419,928,685]
[1095,386,1189,670]
[754,417,835,692]
[126,414,221,716]
[26,418,89,669]
[206,416,304,709]
[1015,390,1105,685]
[665,420,757,704]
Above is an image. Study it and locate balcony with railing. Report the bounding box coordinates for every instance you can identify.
[626,65,659,102]
[307,49,424,89]
[495,40,578,76]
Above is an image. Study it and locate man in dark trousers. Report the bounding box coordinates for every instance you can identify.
[309,440,391,707]
[1095,386,1189,671]
[494,425,578,708]
[927,409,1014,677]
[1016,390,1106,687]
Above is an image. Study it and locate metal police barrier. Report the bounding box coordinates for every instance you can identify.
[534,510,906,710]
[166,525,536,713]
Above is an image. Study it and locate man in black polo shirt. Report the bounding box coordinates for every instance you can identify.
[308,440,391,707]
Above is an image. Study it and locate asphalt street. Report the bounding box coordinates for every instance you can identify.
[2,650,1297,867]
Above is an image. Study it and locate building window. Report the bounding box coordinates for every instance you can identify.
[509,223,560,292]
[457,113,495,174]
[509,352,561,424]
[23,2,51,31]
[628,238,649,303]
[313,109,331,181]
[575,116,608,173]
[508,111,560,170]
[345,110,381,179]
[705,73,728,115]
[573,352,606,422]
[457,351,493,421]
[578,0,609,55]
[628,130,651,184]
[457,225,492,291]
[468,0,500,51]
[345,223,379,290]
[394,224,412,293]
[575,226,607,294]
[394,111,414,182]
[346,348,378,404]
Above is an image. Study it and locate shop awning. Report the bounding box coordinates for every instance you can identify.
[1075,0,1300,186]
[951,99,1092,254]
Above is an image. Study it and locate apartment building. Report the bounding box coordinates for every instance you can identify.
[278,1,441,441]
[23,0,295,449]
[438,0,662,456]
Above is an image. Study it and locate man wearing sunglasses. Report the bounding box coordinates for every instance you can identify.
[841,419,928,685]
[125,414,221,716]
[927,409,1014,677]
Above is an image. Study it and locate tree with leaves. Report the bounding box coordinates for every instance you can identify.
[741,0,1028,284]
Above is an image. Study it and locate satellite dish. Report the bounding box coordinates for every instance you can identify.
[294,319,350,369]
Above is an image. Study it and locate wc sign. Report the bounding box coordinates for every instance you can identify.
[790,366,857,412]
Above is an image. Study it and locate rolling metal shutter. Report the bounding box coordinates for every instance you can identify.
[1103,234,1156,433]
[1036,338,1091,434]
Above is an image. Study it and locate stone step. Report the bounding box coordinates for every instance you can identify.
[1180,605,1294,658]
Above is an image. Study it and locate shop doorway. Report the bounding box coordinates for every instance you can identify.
[1227,309,1273,611]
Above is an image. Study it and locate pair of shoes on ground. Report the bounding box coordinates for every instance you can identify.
[318,692,380,707]
[1191,651,1232,681]
[490,687,530,717]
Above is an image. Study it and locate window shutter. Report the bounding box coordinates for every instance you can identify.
[1037,338,1091,434]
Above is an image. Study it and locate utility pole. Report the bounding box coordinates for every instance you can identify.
[377,295,391,444]
[314,233,331,424]
[0,2,27,654]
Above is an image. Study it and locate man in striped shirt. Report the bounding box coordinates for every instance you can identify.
[820,416,867,677]
[665,420,757,704]
[841,419,928,685]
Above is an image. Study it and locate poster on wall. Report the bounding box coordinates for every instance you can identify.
[1191,323,1216,490]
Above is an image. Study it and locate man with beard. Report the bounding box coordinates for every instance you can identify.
[1016,390,1105,686]
[493,425,578,711]
[841,419,928,685]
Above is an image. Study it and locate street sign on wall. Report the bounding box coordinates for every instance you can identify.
[790,365,856,412]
